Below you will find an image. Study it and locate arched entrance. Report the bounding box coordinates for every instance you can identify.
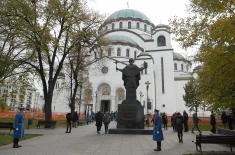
[97,83,112,113]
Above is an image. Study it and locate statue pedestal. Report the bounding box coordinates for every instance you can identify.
[117,100,144,129]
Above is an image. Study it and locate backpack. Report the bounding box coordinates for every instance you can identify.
[176,117,182,125]
[103,114,110,123]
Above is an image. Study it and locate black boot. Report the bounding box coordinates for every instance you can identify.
[13,138,21,148]
[154,141,161,151]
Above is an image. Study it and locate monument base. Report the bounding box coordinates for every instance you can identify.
[117,100,144,129]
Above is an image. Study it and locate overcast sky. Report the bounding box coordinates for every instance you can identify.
[88,0,195,57]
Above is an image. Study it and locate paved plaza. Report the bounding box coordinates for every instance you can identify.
[0,122,233,155]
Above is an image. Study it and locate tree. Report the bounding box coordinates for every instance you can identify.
[170,0,235,110]
[0,0,99,122]
[183,79,202,114]
[65,11,106,114]
[0,0,32,82]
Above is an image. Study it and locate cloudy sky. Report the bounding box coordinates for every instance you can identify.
[87,0,195,57]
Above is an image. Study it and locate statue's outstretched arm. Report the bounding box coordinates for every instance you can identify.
[116,67,123,72]
[140,61,148,71]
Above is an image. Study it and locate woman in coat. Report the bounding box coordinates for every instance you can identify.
[95,111,103,134]
[153,109,164,151]
[175,112,184,143]
[103,112,111,134]
[13,107,25,148]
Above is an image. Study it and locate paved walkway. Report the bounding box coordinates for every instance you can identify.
[0,122,233,155]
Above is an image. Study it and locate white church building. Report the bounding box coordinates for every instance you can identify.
[52,9,193,115]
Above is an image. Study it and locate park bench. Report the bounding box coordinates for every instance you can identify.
[37,120,56,128]
[194,134,235,152]
[0,122,14,134]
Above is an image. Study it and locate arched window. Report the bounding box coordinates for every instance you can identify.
[181,64,184,71]
[94,52,97,59]
[144,24,147,32]
[119,22,123,29]
[126,49,130,57]
[108,48,111,56]
[134,51,137,59]
[117,48,121,56]
[112,23,115,30]
[174,63,177,70]
[128,21,131,29]
[145,62,148,74]
[136,22,140,29]
[157,36,166,46]
[100,51,103,57]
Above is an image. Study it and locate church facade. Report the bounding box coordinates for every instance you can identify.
[87,9,192,115]
[50,9,193,115]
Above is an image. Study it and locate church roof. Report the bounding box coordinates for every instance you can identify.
[173,52,186,61]
[105,9,152,24]
[173,52,192,64]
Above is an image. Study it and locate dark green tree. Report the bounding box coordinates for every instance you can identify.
[170,0,235,109]
[183,79,202,114]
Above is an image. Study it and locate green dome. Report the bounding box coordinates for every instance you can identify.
[173,52,191,64]
[105,9,151,23]
[173,52,185,61]
[107,35,138,46]
[105,35,143,51]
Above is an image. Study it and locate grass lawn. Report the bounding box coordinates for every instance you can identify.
[0,133,42,146]
[0,118,67,128]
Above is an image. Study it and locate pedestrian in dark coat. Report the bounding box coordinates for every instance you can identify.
[95,111,103,134]
[66,112,72,133]
[153,109,164,151]
[72,111,78,128]
[171,112,177,131]
[221,111,227,128]
[183,110,189,132]
[210,111,216,133]
[191,112,201,134]
[162,112,168,130]
[175,112,184,143]
[227,110,234,130]
[103,112,111,134]
[13,107,25,148]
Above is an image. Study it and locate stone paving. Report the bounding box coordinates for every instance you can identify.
[0,122,233,155]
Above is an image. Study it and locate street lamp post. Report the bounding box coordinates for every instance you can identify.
[78,81,83,117]
[139,91,144,105]
[145,81,151,114]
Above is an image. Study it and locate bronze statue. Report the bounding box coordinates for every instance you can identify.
[116,58,147,101]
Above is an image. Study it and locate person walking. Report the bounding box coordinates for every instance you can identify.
[191,112,201,134]
[175,112,184,143]
[162,112,168,130]
[210,111,216,133]
[95,111,103,134]
[13,106,25,148]
[183,110,189,132]
[66,112,72,133]
[72,111,78,128]
[221,111,227,128]
[172,112,177,132]
[227,110,234,130]
[103,112,111,134]
[153,109,164,151]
